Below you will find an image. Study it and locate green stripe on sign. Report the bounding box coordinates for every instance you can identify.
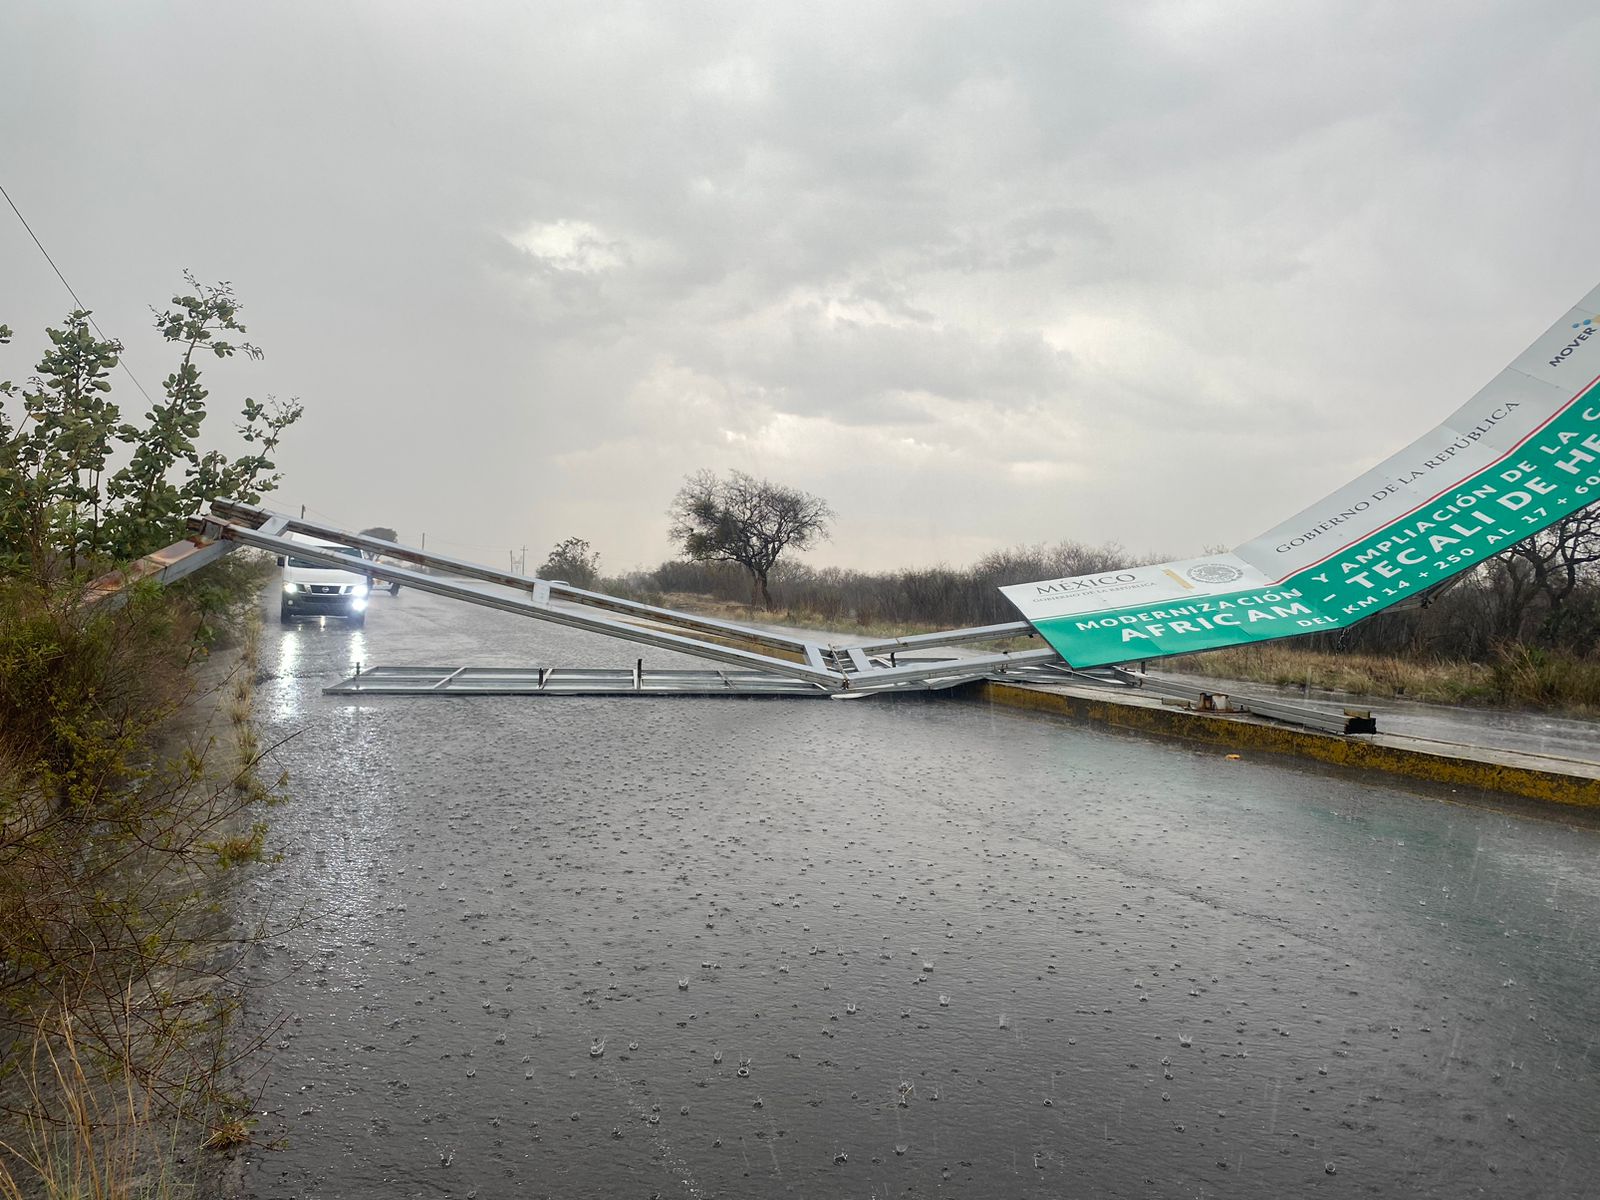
[1035,385,1600,668]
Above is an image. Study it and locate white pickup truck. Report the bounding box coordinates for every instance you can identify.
[278,540,372,626]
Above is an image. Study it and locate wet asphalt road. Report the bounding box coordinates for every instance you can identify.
[238,583,1600,1198]
[1161,669,1600,763]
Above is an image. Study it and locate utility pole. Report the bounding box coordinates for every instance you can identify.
[300,504,306,519]
[519,546,528,574]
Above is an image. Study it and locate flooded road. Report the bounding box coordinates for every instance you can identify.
[240,585,1600,1198]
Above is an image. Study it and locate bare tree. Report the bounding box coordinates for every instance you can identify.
[1506,501,1600,608]
[668,469,833,608]
[1330,499,1600,656]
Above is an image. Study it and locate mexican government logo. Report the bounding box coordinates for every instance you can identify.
[1187,562,1245,584]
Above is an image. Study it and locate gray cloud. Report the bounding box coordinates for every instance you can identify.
[4,0,1599,575]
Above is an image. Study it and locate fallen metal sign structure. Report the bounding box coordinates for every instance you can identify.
[196,501,1059,695]
[319,662,1375,732]
[103,500,1376,732]
[325,665,833,697]
[321,657,1023,699]
[1002,281,1600,669]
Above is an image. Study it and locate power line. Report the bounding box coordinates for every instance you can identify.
[0,180,156,407]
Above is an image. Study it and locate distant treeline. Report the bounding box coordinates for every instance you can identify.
[606,543,1132,632]
[604,529,1600,662]
[1301,552,1600,661]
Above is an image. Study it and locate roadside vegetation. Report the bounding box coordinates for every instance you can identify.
[541,536,601,590]
[0,280,300,1195]
[1164,512,1600,711]
[595,542,1132,655]
[605,541,1135,630]
[1167,643,1600,713]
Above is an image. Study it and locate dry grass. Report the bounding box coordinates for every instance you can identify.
[0,1010,193,1200]
[1172,643,1600,714]
[1171,645,1495,703]
[1,564,281,1196]
[1486,643,1600,711]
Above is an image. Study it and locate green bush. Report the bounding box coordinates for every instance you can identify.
[0,278,301,585]
[1,277,299,1186]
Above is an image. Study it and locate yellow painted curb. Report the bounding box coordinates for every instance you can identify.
[973,680,1600,811]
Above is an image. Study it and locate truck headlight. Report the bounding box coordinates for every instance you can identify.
[283,582,297,594]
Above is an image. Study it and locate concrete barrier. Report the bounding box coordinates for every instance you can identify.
[973,680,1600,813]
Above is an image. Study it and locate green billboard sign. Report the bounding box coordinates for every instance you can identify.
[1002,287,1600,668]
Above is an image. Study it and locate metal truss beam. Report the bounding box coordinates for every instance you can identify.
[84,514,287,610]
[107,500,1375,732]
[194,503,1065,693]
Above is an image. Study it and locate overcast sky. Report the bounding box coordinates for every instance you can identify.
[5,1,1600,574]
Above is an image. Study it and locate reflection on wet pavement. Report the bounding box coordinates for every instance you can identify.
[239,586,1600,1198]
